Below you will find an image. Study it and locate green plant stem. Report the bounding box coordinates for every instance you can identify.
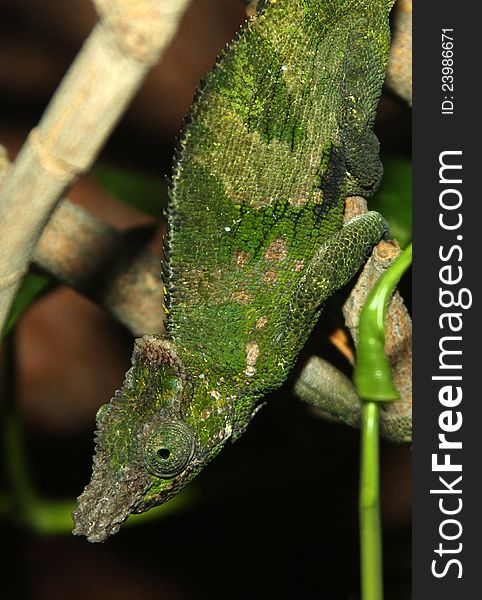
[354,244,412,401]
[2,272,53,341]
[354,243,412,600]
[3,334,44,529]
[360,401,382,600]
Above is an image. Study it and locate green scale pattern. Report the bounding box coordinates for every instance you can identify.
[167,0,391,391]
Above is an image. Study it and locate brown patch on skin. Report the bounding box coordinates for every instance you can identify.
[265,237,288,262]
[294,260,305,272]
[235,250,249,266]
[231,291,254,304]
[256,316,268,329]
[245,342,260,377]
[134,337,182,371]
[262,270,277,284]
[200,408,212,420]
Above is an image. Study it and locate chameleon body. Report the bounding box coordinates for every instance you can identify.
[73,0,394,542]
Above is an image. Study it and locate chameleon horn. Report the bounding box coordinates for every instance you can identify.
[72,434,151,543]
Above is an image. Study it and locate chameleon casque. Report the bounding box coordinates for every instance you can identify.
[73,0,395,542]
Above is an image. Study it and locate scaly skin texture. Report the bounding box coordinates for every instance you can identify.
[73,0,394,542]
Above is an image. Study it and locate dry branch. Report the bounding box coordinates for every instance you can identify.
[0,0,193,332]
[34,200,165,337]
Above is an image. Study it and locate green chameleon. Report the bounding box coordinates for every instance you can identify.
[73,0,395,542]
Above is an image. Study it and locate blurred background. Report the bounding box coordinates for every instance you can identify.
[0,1,411,598]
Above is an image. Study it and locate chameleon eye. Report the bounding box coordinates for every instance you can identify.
[143,419,195,478]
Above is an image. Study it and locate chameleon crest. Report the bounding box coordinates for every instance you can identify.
[74,0,394,541]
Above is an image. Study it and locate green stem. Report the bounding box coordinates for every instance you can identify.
[2,273,53,341]
[360,402,382,600]
[354,244,412,402]
[3,334,42,527]
[354,243,412,600]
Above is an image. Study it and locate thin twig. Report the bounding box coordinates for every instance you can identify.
[33,200,165,336]
[0,0,193,332]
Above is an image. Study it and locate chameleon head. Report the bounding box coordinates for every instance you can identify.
[72,336,232,542]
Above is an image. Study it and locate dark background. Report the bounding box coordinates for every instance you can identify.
[413,0,480,596]
[0,1,411,598]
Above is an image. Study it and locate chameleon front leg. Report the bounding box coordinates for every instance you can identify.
[292,211,388,313]
[292,210,411,443]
